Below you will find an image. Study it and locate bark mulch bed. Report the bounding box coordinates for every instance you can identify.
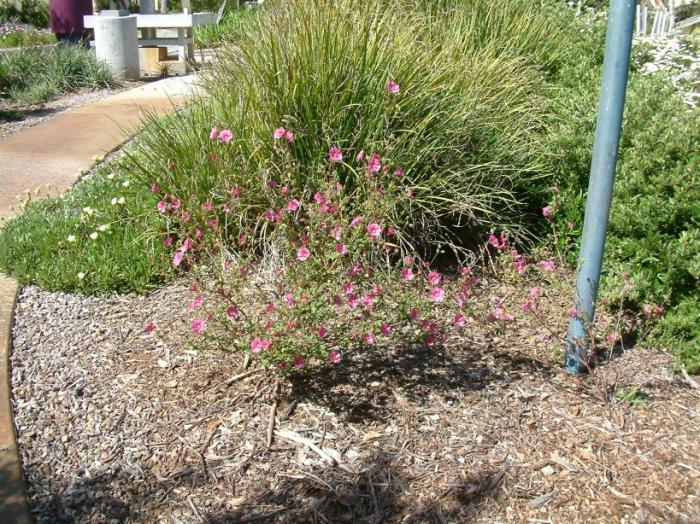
[10,279,700,523]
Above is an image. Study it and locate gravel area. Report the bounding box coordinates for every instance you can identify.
[0,82,143,139]
[10,273,700,523]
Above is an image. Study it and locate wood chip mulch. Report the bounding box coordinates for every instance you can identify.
[10,275,700,523]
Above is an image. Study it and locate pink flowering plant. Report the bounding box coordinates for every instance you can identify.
[169,139,486,372]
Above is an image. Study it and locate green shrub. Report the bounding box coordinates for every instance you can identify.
[0,0,50,27]
[194,5,262,49]
[129,0,575,260]
[543,17,700,371]
[0,161,172,294]
[0,29,54,48]
[0,46,115,105]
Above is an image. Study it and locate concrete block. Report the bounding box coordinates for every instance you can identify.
[93,14,140,81]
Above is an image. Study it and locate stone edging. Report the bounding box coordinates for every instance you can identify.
[0,275,31,524]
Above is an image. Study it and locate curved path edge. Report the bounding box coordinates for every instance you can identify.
[0,75,199,523]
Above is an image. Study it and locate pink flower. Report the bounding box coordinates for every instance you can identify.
[567,221,575,231]
[518,300,536,312]
[273,127,286,139]
[403,256,414,266]
[400,268,414,282]
[342,282,354,295]
[202,202,214,211]
[410,307,419,320]
[226,305,239,318]
[265,209,276,221]
[285,130,295,142]
[318,327,328,338]
[567,306,578,319]
[170,198,181,210]
[328,146,343,162]
[514,257,527,275]
[332,295,343,306]
[386,80,400,94]
[297,247,311,261]
[231,187,242,198]
[542,206,553,218]
[368,152,381,173]
[313,191,325,203]
[347,294,360,308]
[539,260,556,273]
[222,204,231,214]
[429,287,445,302]
[363,293,376,307]
[287,199,301,211]
[191,319,207,333]
[151,183,160,193]
[293,356,305,369]
[181,237,193,252]
[163,236,173,247]
[144,322,155,333]
[172,250,184,267]
[394,165,404,177]
[380,323,392,336]
[329,350,341,364]
[426,334,436,348]
[427,271,442,286]
[251,337,271,353]
[189,295,204,309]
[367,223,383,239]
[642,304,653,317]
[336,243,348,255]
[529,287,542,298]
[195,229,204,240]
[406,189,414,199]
[209,126,219,140]
[157,200,168,213]
[300,234,310,245]
[454,314,466,327]
[356,150,365,162]
[349,215,364,228]
[218,129,234,143]
[364,332,376,345]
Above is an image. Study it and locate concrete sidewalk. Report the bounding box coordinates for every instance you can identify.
[0,74,198,524]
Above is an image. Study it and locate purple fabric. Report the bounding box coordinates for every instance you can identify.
[50,0,93,35]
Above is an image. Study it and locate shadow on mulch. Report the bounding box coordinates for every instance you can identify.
[288,342,556,423]
[203,454,504,523]
[25,450,504,524]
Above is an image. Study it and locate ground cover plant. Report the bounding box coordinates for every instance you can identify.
[0,46,115,105]
[0,159,172,294]
[0,0,49,28]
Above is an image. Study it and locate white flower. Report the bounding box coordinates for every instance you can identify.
[77,272,85,280]
[107,173,115,180]
[82,207,94,216]
[98,224,109,232]
[90,232,98,240]
[111,197,118,205]
[122,180,130,188]
[67,235,76,242]
[118,197,126,205]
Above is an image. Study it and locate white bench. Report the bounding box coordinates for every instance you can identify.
[84,13,213,62]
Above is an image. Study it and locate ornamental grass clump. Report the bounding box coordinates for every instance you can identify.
[128,0,575,257]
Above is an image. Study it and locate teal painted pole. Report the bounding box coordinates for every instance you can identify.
[564,0,637,374]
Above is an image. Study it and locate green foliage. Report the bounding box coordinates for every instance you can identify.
[0,0,50,27]
[0,46,115,105]
[0,29,54,48]
[130,0,576,260]
[0,162,172,295]
[543,16,700,371]
[194,5,262,49]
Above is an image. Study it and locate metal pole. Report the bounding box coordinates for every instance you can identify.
[564,0,636,374]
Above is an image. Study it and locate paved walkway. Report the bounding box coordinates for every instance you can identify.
[0,75,198,523]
